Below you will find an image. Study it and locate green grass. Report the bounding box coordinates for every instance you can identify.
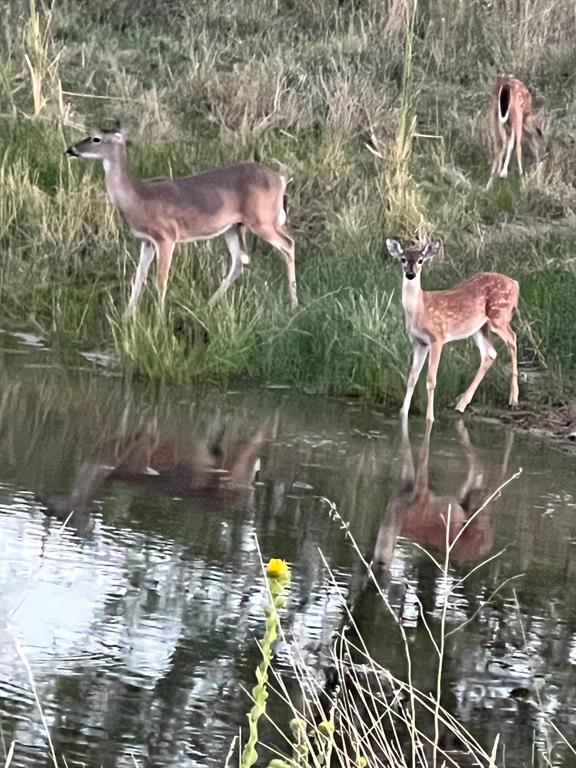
[1,0,576,413]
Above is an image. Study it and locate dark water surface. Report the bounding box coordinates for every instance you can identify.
[1,336,576,767]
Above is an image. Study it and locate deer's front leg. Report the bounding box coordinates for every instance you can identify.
[425,341,443,423]
[128,240,155,314]
[155,239,176,312]
[401,342,429,419]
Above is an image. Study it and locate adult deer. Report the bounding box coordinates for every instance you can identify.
[486,75,544,189]
[66,125,297,311]
[45,415,277,523]
[386,239,519,422]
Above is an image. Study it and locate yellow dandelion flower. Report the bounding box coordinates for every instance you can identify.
[266,558,290,580]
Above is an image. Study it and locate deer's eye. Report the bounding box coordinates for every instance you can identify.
[400,257,407,264]
[92,137,101,143]
[417,258,423,264]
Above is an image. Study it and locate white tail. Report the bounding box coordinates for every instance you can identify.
[498,90,510,123]
[386,239,519,423]
[66,125,297,312]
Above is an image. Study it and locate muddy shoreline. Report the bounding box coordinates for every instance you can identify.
[487,401,576,454]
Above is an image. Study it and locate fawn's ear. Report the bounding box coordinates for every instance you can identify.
[386,239,403,259]
[422,240,442,261]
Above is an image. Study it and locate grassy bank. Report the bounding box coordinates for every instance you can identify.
[1,0,576,410]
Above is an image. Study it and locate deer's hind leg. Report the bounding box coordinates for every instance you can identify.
[489,321,518,406]
[500,128,515,178]
[455,326,497,413]
[208,225,247,305]
[487,116,507,189]
[247,221,298,309]
[513,108,525,178]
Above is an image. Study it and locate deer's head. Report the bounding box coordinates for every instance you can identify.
[386,239,442,281]
[66,120,126,162]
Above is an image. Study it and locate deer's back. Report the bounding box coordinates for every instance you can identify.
[137,162,282,207]
[424,272,518,313]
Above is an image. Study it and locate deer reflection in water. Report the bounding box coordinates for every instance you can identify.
[317,420,515,767]
[45,413,278,530]
[372,418,514,576]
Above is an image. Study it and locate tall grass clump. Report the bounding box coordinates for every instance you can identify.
[1,0,576,408]
[373,0,430,237]
[22,0,64,118]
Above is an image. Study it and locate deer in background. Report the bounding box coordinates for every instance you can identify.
[386,239,519,422]
[486,75,544,188]
[66,124,297,312]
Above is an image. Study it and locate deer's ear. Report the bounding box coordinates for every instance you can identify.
[422,240,442,261]
[386,239,403,259]
[109,116,127,141]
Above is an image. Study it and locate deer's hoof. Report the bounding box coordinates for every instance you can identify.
[455,397,468,413]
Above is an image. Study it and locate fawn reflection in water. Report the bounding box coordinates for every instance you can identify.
[373,417,514,576]
[319,420,516,766]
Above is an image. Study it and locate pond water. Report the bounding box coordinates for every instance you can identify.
[1,335,576,768]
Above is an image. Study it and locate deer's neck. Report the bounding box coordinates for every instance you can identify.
[401,273,424,322]
[102,148,137,211]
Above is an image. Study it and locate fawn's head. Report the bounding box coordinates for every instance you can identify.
[66,121,126,162]
[386,239,442,280]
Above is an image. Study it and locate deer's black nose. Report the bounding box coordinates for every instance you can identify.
[406,273,416,280]
[66,146,79,157]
